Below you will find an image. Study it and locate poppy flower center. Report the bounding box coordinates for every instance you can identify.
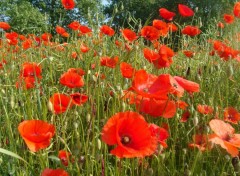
[227,114,234,120]
[224,133,234,141]
[173,83,178,89]
[121,135,131,145]
[143,88,149,92]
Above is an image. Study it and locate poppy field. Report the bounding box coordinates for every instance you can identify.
[0,1,240,175]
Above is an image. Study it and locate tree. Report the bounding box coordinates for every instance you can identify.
[104,0,236,30]
[0,0,103,34]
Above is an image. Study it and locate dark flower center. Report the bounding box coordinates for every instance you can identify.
[121,136,131,145]
[173,83,178,89]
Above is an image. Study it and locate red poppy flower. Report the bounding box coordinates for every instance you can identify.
[143,48,160,62]
[41,33,52,41]
[141,26,160,41]
[130,70,167,99]
[60,71,84,88]
[152,20,169,36]
[67,68,85,76]
[174,76,200,93]
[80,44,90,53]
[188,134,212,151]
[101,111,157,158]
[159,8,176,21]
[167,23,178,32]
[56,26,66,35]
[121,29,138,42]
[48,93,73,114]
[18,120,55,152]
[41,168,69,176]
[100,56,118,68]
[182,25,201,37]
[20,62,42,78]
[0,22,11,30]
[149,124,169,148]
[217,22,224,29]
[68,21,81,30]
[5,32,18,45]
[79,25,92,34]
[151,45,175,69]
[100,25,115,36]
[223,107,240,124]
[197,104,214,114]
[120,62,135,78]
[183,50,195,58]
[61,0,75,10]
[70,93,88,106]
[58,150,71,166]
[209,119,240,157]
[223,14,234,24]
[61,32,70,38]
[22,39,32,50]
[136,97,177,118]
[176,100,188,110]
[180,110,191,122]
[233,2,240,18]
[178,4,194,17]
[15,76,39,90]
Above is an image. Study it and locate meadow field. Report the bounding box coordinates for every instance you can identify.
[0,1,240,175]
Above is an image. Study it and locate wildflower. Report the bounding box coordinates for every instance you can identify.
[152,20,169,36]
[48,93,73,114]
[101,111,157,158]
[197,104,214,115]
[18,120,55,152]
[182,25,201,37]
[100,25,115,36]
[141,26,160,41]
[20,62,42,78]
[223,14,234,24]
[143,48,160,62]
[60,71,84,88]
[56,26,66,35]
[174,76,200,93]
[61,0,75,10]
[180,110,191,122]
[0,22,10,30]
[41,33,52,42]
[121,29,138,42]
[41,168,69,176]
[70,93,88,106]
[120,62,135,78]
[159,8,176,21]
[209,119,240,157]
[233,2,240,18]
[188,134,212,151]
[183,50,195,58]
[178,4,194,17]
[58,150,71,166]
[68,21,81,30]
[100,56,118,68]
[149,124,169,148]
[224,107,240,124]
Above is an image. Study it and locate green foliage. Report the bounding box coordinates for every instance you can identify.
[1,0,49,34]
[0,0,103,34]
[104,0,236,30]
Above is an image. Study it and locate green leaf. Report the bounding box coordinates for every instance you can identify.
[0,148,28,164]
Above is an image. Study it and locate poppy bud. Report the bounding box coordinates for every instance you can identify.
[97,139,101,150]
[10,95,15,109]
[87,113,91,122]
[193,115,199,126]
